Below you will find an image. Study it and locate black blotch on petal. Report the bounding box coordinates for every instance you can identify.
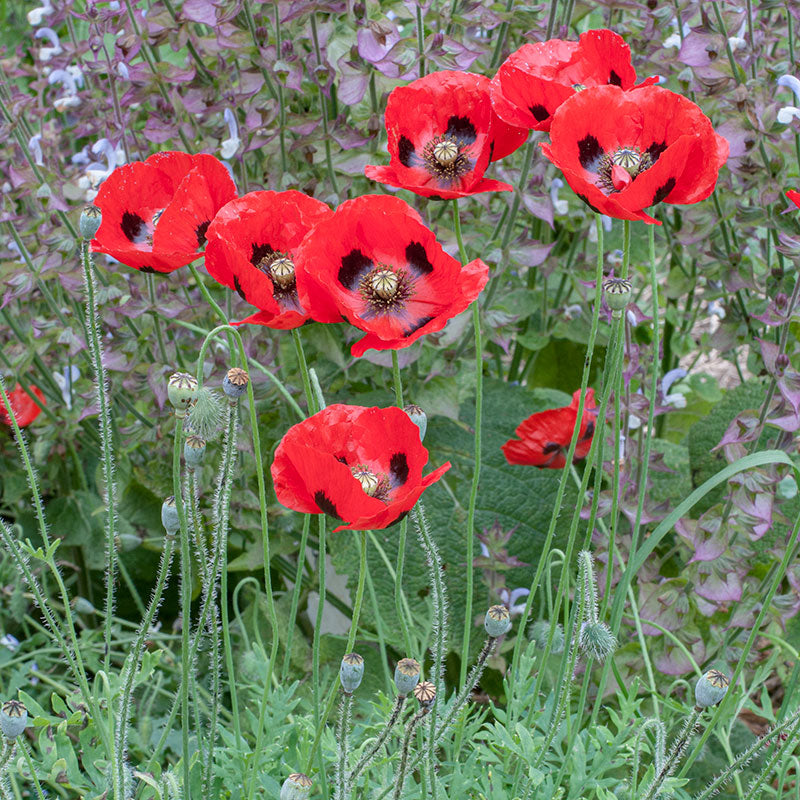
[582,421,595,440]
[389,452,410,486]
[577,135,604,170]
[403,316,435,337]
[608,70,622,86]
[652,177,676,205]
[398,136,415,167]
[529,104,549,122]
[488,140,495,161]
[251,242,275,265]
[647,141,668,162]
[576,193,601,214]
[139,266,156,274]
[314,490,341,520]
[542,442,562,454]
[428,195,445,202]
[385,510,410,527]
[445,115,477,144]
[121,211,146,242]
[232,274,247,301]
[406,241,433,276]
[195,220,210,248]
[336,455,348,464]
[338,249,373,290]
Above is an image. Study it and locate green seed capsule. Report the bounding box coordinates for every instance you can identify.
[413,680,436,709]
[0,700,27,739]
[183,434,207,468]
[80,205,102,239]
[603,277,632,318]
[403,404,427,441]
[222,367,250,400]
[167,372,198,418]
[340,652,365,694]
[280,773,312,800]
[484,605,512,638]
[695,669,729,708]
[394,657,421,696]
[161,496,179,535]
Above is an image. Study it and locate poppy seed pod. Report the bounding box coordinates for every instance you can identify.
[578,621,617,662]
[403,404,427,442]
[413,680,436,709]
[394,658,421,696]
[183,434,207,468]
[161,496,179,535]
[79,205,102,239]
[695,669,729,708]
[529,620,565,654]
[222,367,250,400]
[280,773,313,800]
[167,372,198,418]
[484,605,512,638]
[0,699,28,739]
[340,652,365,694]
[603,277,632,317]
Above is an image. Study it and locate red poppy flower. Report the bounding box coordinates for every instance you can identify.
[502,389,596,468]
[91,151,237,273]
[1,384,45,428]
[271,404,451,531]
[295,195,489,357]
[364,71,525,199]
[540,85,729,224]
[204,191,333,330]
[788,190,800,209]
[490,29,655,133]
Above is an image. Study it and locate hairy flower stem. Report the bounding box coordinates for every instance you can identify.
[309,13,340,199]
[642,708,702,800]
[81,240,118,675]
[348,696,406,785]
[393,707,431,800]
[334,693,354,800]
[292,328,317,415]
[741,712,800,800]
[281,513,312,679]
[20,742,46,800]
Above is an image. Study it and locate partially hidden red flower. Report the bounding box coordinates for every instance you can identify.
[295,195,489,357]
[365,70,526,199]
[540,84,729,224]
[490,29,655,133]
[787,190,800,210]
[272,404,451,532]
[1,384,45,428]
[502,390,596,468]
[91,151,237,273]
[205,190,333,329]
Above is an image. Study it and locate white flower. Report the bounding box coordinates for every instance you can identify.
[707,299,726,319]
[777,75,800,126]
[778,107,800,125]
[498,587,530,616]
[35,27,62,61]
[27,0,53,25]
[220,108,241,159]
[0,634,19,652]
[549,178,568,215]
[662,368,689,408]
[28,134,44,166]
[53,366,80,410]
[53,95,81,112]
[663,33,682,49]
[728,36,746,51]
[117,62,129,80]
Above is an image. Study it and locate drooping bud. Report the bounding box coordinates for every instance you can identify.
[603,277,632,318]
[528,620,565,654]
[0,699,28,739]
[79,205,102,239]
[394,658,421,696]
[280,773,313,800]
[413,680,436,709]
[183,434,207,468]
[484,605,512,638]
[167,372,198,418]
[161,496,179,535]
[695,669,729,708]
[186,388,222,440]
[222,367,250,400]
[339,652,365,694]
[578,621,617,662]
[403,404,427,442]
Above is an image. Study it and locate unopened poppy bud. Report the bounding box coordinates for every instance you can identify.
[280,773,312,800]
[340,652,365,694]
[183,434,207,468]
[603,277,632,318]
[186,388,222,439]
[222,367,249,400]
[116,532,141,551]
[73,597,96,615]
[413,680,436,709]
[80,205,102,239]
[695,669,729,708]
[403,404,427,441]
[529,620,565,654]
[0,699,28,739]
[484,605,512,638]
[161,496,179,535]
[578,621,617,661]
[394,658,421,696]
[167,372,198,418]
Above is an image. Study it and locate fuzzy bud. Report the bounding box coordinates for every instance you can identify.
[528,620,565,654]
[339,652,365,694]
[280,773,312,800]
[403,403,427,441]
[161,496,179,535]
[186,388,222,440]
[413,680,436,709]
[394,657,421,696]
[183,434,207,468]
[167,372,198,418]
[73,597,96,615]
[0,700,28,739]
[603,277,632,318]
[695,669,729,708]
[222,367,250,400]
[578,621,617,662]
[484,605,512,638]
[79,205,102,239]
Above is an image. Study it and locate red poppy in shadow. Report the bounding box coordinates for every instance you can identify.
[1,384,45,428]
[205,191,333,329]
[295,195,489,356]
[91,151,237,273]
[490,29,654,133]
[540,85,729,224]
[502,389,596,468]
[365,71,524,199]
[272,404,450,531]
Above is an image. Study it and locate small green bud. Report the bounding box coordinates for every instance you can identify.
[603,277,632,318]
[695,669,729,708]
[579,621,617,662]
[80,205,102,239]
[778,475,798,500]
[116,532,141,552]
[222,367,250,400]
[161,496,179,535]
[167,372,198,418]
[340,652,365,694]
[280,773,312,800]
[528,620,565,654]
[73,597,96,615]
[183,434,207,468]
[484,605,512,638]
[413,680,436,709]
[394,657,421,696]
[0,699,28,739]
[186,387,222,439]
[403,403,427,441]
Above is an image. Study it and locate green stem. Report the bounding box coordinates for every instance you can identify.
[309,13,340,199]
[292,328,317,415]
[281,514,312,679]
